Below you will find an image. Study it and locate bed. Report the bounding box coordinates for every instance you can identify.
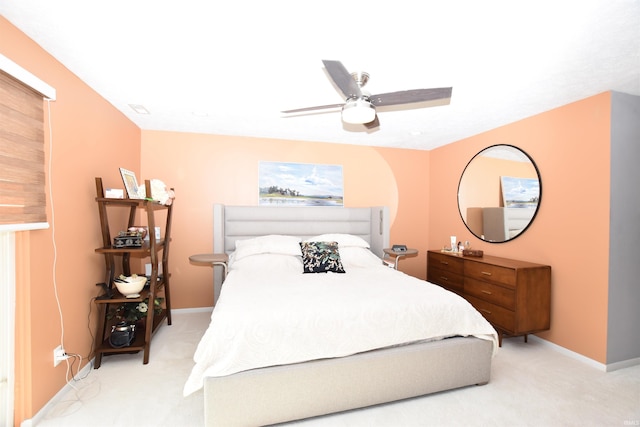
[184,204,498,426]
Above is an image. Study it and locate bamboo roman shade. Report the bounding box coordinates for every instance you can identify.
[0,70,46,225]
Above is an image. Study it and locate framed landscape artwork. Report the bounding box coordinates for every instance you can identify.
[500,176,540,208]
[259,161,344,206]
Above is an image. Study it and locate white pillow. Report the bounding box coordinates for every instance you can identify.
[233,235,301,261]
[338,246,384,268]
[305,234,370,248]
[229,253,303,273]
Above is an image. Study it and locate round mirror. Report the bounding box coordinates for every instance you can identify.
[458,145,541,243]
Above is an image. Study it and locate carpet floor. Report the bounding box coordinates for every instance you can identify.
[35,310,639,427]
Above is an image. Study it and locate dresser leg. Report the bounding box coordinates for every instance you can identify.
[524,334,528,343]
[498,330,503,347]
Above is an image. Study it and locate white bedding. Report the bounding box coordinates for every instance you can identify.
[183,246,498,396]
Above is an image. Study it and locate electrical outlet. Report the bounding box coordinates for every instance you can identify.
[53,345,67,367]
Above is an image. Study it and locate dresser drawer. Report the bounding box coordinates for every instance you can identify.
[465,261,516,287]
[427,266,464,294]
[464,277,515,310]
[428,252,464,275]
[466,295,515,332]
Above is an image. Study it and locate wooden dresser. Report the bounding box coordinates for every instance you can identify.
[427,250,551,346]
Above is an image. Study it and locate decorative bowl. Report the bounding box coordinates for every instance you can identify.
[114,275,147,298]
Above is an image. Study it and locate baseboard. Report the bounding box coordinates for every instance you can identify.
[529,335,640,372]
[605,356,640,372]
[20,357,94,427]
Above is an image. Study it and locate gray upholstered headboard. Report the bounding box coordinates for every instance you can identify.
[213,204,389,258]
[210,204,389,305]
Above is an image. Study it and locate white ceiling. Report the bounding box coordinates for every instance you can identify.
[2,0,639,150]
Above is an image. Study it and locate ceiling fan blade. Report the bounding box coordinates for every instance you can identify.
[370,87,452,107]
[322,60,361,99]
[281,103,344,114]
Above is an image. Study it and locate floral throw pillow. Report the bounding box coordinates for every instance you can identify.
[300,241,345,274]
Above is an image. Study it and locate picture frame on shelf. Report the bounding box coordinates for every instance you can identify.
[119,168,145,199]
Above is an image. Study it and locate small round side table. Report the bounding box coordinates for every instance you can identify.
[383,248,419,269]
[189,253,229,280]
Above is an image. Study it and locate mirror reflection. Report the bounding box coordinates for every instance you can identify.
[458,145,541,243]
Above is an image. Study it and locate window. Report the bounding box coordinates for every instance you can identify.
[0,53,55,426]
[0,53,55,229]
[0,70,46,225]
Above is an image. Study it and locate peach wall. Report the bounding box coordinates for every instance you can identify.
[1,17,141,425]
[141,131,431,308]
[374,146,430,277]
[429,93,611,362]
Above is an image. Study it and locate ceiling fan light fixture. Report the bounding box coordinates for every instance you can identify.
[341,98,376,124]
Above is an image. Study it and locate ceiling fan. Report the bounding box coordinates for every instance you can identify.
[282,60,452,126]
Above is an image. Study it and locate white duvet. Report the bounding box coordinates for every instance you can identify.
[183,253,498,396]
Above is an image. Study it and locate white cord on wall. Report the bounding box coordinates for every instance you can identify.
[46,99,63,351]
[43,99,62,348]
[46,99,85,385]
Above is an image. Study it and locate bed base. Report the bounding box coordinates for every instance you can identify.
[204,336,492,426]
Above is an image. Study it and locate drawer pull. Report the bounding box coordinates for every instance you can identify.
[439,276,449,281]
[481,271,492,276]
[440,261,449,265]
[481,290,492,295]
[480,308,492,315]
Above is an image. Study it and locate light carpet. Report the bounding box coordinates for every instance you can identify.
[35,310,639,427]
